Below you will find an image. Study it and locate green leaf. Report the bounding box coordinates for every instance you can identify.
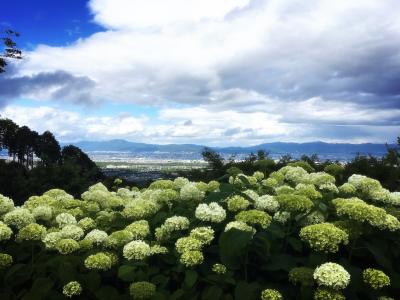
[95,286,120,300]
[184,270,198,288]
[219,229,253,269]
[287,237,303,252]
[21,277,54,300]
[202,286,223,300]
[118,264,136,282]
[234,281,260,300]
[263,254,298,271]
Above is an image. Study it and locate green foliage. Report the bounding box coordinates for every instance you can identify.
[0,167,399,299]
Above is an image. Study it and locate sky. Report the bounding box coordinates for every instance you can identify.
[0,0,399,146]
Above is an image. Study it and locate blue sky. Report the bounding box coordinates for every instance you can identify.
[0,0,399,145]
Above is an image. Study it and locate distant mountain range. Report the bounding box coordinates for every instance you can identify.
[67,139,394,160]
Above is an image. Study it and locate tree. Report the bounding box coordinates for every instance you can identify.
[36,131,61,166]
[0,118,19,161]
[1,29,22,73]
[201,147,224,170]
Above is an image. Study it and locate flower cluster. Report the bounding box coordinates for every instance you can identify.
[295,183,322,200]
[275,194,313,214]
[0,253,13,268]
[129,281,156,300]
[224,221,255,234]
[17,223,47,242]
[125,220,150,239]
[175,237,203,254]
[4,208,35,229]
[179,250,204,267]
[106,230,134,248]
[0,221,12,241]
[235,210,272,229]
[180,183,205,202]
[56,213,77,228]
[189,227,214,245]
[0,195,15,214]
[254,195,280,213]
[362,268,390,289]
[261,289,283,300]
[212,263,227,274]
[299,223,349,253]
[123,240,151,260]
[56,239,80,254]
[313,263,350,289]
[85,229,108,245]
[84,252,112,271]
[155,216,190,242]
[62,281,82,298]
[313,287,345,300]
[195,202,226,223]
[332,198,400,231]
[227,195,250,212]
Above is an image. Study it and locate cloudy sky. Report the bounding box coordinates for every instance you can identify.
[1,0,399,146]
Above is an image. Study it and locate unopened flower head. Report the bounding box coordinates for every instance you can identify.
[125,220,150,239]
[313,287,345,300]
[129,281,156,300]
[313,262,350,289]
[227,195,250,212]
[207,181,220,192]
[275,194,313,214]
[78,217,96,231]
[300,223,348,253]
[56,238,80,255]
[235,210,272,229]
[123,240,151,260]
[84,252,112,271]
[362,268,390,289]
[0,253,13,268]
[195,202,226,223]
[106,230,133,248]
[179,250,204,267]
[63,281,82,298]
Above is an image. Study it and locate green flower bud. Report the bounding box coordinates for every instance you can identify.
[362,268,390,289]
[129,281,156,300]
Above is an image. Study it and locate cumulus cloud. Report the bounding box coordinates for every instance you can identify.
[3,0,400,143]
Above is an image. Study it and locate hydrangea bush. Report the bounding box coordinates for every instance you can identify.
[0,167,399,299]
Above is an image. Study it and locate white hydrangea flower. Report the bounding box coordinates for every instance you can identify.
[273,211,291,224]
[85,229,108,245]
[180,183,205,202]
[313,262,350,290]
[243,190,259,201]
[224,221,255,234]
[254,195,280,213]
[0,195,14,215]
[123,240,151,260]
[56,213,77,228]
[32,205,53,221]
[195,202,226,223]
[60,225,85,240]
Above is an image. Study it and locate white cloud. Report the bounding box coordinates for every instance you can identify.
[4,0,400,143]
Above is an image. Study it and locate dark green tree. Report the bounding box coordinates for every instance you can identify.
[36,131,61,166]
[0,29,22,73]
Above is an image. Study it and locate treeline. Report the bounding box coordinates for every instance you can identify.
[184,140,400,191]
[0,118,103,204]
